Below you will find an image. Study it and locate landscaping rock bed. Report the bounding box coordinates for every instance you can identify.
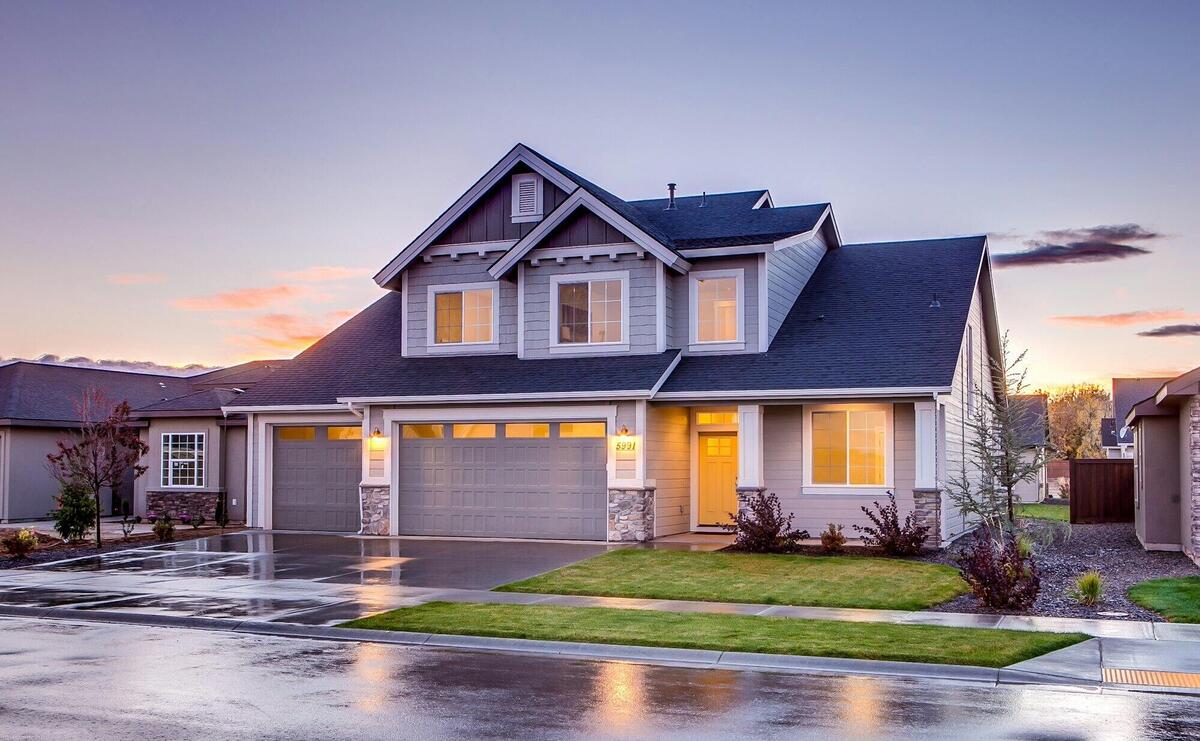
[925,519,1200,621]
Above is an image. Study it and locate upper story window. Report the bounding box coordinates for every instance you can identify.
[511,173,544,223]
[551,271,627,350]
[162,432,205,488]
[428,282,497,347]
[806,404,891,487]
[689,269,744,347]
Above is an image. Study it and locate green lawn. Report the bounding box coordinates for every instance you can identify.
[1015,503,1070,522]
[342,602,1087,668]
[495,548,968,611]
[1128,577,1200,623]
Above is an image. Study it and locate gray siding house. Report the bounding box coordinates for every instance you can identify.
[218,143,1002,546]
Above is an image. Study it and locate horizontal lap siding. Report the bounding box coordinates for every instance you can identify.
[522,254,660,358]
[765,235,826,347]
[404,258,517,356]
[647,405,690,536]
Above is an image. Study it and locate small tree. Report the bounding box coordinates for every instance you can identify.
[1048,383,1110,460]
[46,388,149,548]
[945,333,1045,530]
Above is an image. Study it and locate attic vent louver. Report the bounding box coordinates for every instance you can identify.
[511,173,543,223]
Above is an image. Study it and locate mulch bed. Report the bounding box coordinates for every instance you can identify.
[921,519,1200,621]
[0,527,244,570]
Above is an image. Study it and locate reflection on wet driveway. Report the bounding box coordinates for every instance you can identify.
[0,532,611,626]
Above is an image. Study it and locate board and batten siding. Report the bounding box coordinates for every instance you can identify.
[539,208,631,249]
[764,233,827,347]
[939,281,995,541]
[672,255,763,354]
[521,254,659,358]
[762,403,918,536]
[431,165,568,246]
[646,405,690,536]
[403,257,518,356]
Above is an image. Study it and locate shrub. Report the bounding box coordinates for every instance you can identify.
[1069,570,1103,606]
[150,513,175,543]
[215,493,230,530]
[854,491,929,556]
[190,515,205,530]
[2,528,39,558]
[51,482,97,542]
[955,530,1040,610]
[820,523,846,554]
[119,512,142,541]
[724,491,809,553]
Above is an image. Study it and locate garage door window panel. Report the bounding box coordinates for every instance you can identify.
[403,424,444,439]
[453,423,496,439]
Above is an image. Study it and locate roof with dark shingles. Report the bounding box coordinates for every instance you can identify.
[659,236,987,393]
[1012,394,1049,448]
[1112,377,1170,443]
[225,293,681,407]
[1100,417,1119,448]
[136,388,243,413]
[0,362,194,423]
[188,360,287,389]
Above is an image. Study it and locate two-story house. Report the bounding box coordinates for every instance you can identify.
[223,144,1001,547]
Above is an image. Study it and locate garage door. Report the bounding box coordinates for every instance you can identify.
[396,421,608,540]
[272,425,361,532]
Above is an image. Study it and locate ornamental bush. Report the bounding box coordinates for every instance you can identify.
[2,528,39,558]
[51,482,97,542]
[854,491,929,556]
[820,523,846,554]
[149,512,175,543]
[725,491,809,553]
[1069,570,1103,606]
[955,530,1041,610]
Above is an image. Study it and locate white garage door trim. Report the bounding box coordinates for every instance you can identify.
[251,412,360,530]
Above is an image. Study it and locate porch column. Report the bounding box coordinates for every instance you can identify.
[913,399,941,548]
[735,404,766,513]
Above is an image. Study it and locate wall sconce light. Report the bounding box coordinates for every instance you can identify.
[368,426,386,450]
[617,425,630,437]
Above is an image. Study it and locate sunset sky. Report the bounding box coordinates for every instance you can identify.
[2,1,1197,389]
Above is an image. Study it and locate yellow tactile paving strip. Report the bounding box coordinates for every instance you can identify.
[1103,668,1200,688]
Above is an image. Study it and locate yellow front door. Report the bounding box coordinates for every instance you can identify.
[698,433,738,526]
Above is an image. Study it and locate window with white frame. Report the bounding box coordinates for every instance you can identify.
[430,284,495,345]
[807,406,890,487]
[161,432,205,488]
[555,275,624,345]
[511,173,543,223]
[690,270,743,345]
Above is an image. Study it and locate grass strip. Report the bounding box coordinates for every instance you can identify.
[1128,576,1200,623]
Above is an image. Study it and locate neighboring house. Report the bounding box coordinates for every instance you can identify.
[220,143,1002,547]
[0,359,284,523]
[1126,366,1200,562]
[1104,377,1171,458]
[1011,394,1050,503]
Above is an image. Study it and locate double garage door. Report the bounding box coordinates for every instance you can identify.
[271,420,608,539]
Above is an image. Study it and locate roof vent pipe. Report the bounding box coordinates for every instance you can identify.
[699,191,707,207]
[666,183,677,210]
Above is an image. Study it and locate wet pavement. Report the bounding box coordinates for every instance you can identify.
[2,615,1198,740]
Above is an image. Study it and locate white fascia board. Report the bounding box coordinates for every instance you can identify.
[769,205,833,252]
[336,390,654,405]
[752,191,774,209]
[488,189,690,279]
[221,404,348,414]
[649,352,683,396]
[652,386,951,401]
[677,243,773,258]
[374,145,576,287]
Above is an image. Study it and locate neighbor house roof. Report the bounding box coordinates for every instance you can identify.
[1112,377,1171,443]
[225,293,681,407]
[1124,365,1200,426]
[135,388,244,416]
[188,360,287,389]
[0,361,194,425]
[1100,417,1119,448]
[657,236,989,395]
[1012,394,1049,448]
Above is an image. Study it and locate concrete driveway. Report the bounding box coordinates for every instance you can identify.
[0,532,611,625]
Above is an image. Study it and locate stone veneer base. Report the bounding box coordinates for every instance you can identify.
[912,488,942,549]
[608,487,655,542]
[360,485,390,536]
[146,491,219,522]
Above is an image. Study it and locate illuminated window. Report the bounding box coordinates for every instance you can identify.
[453,423,496,439]
[696,411,737,426]
[433,286,494,344]
[692,272,742,344]
[276,427,315,441]
[161,432,205,487]
[559,421,606,438]
[556,276,624,345]
[810,409,887,486]
[326,426,362,440]
[505,423,550,439]
[402,424,444,439]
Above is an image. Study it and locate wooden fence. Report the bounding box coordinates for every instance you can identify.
[1068,459,1134,524]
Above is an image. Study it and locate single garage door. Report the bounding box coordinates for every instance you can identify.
[272,425,361,532]
[396,421,608,540]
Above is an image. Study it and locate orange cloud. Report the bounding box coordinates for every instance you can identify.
[1049,309,1194,326]
[226,311,353,356]
[107,272,167,286]
[172,285,316,311]
[272,265,372,282]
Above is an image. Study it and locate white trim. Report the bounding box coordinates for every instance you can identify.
[510,172,544,223]
[528,242,643,264]
[677,244,773,258]
[159,431,207,488]
[223,404,347,414]
[374,145,576,286]
[423,240,517,260]
[770,205,833,251]
[688,405,740,531]
[757,253,769,351]
[649,352,683,396]
[489,188,690,278]
[424,280,501,353]
[250,411,360,530]
[688,268,745,350]
[655,260,667,353]
[338,390,655,404]
[737,404,764,488]
[634,400,647,484]
[752,191,774,209]
[548,269,630,352]
[914,400,937,489]
[400,270,410,357]
[801,402,895,490]
[516,261,526,359]
[653,387,951,401]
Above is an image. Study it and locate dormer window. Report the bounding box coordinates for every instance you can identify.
[511,173,543,223]
[689,269,744,349]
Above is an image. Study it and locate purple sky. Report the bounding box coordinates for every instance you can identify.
[2,1,1197,388]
